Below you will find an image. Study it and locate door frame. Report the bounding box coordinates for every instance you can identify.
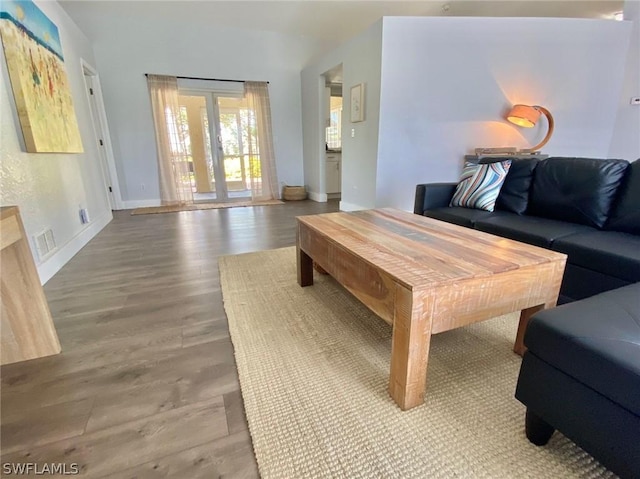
[81,59,123,210]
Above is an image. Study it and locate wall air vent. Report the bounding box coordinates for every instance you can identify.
[34,229,56,260]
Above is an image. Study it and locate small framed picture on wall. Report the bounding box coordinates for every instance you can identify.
[350,83,365,123]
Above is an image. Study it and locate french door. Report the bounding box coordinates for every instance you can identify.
[177,90,252,202]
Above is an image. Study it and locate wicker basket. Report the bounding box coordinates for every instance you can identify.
[282,185,307,201]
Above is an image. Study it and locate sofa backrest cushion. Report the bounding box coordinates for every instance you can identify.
[528,157,629,228]
[605,159,640,235]
[480,157,539,215]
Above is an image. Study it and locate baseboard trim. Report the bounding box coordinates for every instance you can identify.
[308,191,328,203]
[339,201,368,211]
[37,211,112,285]
[122,199,162,209]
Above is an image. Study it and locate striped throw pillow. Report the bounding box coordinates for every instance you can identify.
[450,161,512,211]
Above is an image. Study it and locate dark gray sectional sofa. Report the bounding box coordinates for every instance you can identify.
[414,156,640,303]
[414,156,640,478]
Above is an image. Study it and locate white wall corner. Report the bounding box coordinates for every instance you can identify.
[308,191,328,202]
[38,211,112,285]
[608,3,640,160]
[339,200,368,211]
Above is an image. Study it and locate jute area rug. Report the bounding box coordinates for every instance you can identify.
[130,199,283,215]
[219,247,613,479]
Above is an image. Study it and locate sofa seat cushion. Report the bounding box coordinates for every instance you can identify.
[423,207,494,228]
[606,158,640,235]
[528,157,629,228]
[552,231,640,283]
[474,214,594,248]
[524,283,640,416]
[559,264,631,303]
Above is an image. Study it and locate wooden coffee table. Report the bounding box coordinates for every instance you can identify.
[296,208,566,411]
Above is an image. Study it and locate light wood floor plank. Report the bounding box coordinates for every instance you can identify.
[2,340,237,412]
[1,398,94,456]
[104,430,259,479]
[223,390,249,435]
[1,398,228,477]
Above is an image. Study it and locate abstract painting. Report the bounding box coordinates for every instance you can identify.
[0,0,83,153]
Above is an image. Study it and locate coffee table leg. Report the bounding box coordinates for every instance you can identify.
[389,286,433,410]
[297,246,313,287]
[515,303,553,356]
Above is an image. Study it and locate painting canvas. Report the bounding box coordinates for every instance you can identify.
[350,83,364,123]
[0,0,83,152]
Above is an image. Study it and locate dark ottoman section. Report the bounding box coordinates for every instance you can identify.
[515,283,640,478]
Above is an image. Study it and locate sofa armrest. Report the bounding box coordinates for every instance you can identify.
[414,183,457,215]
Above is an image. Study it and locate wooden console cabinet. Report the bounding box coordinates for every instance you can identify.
[1,206,60,365]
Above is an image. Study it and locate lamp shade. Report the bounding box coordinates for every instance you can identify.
[507,104,541,128]
[506,104,555,152]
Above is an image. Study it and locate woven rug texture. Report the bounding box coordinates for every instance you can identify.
[219,247,613,479]
[130,199,283,215]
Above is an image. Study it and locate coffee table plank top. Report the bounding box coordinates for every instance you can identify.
[297,208,565,290]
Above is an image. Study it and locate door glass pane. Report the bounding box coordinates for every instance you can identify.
[178,105,194,192]
[217,96,251,198]
[219,111,243,188]
[200,107,214,191]
[177,94,216,200]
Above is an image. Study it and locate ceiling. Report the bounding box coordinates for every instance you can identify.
[60,0,625,48]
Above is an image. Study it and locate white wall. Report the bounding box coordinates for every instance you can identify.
[609,0,640,161]
[301,20,383,211]
[0,0,112,283]
[376,17,632,211]
[88,16,324,208]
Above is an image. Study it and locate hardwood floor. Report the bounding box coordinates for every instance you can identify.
[1,200,339,478]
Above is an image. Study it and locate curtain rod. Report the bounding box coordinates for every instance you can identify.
[144,73,269,84]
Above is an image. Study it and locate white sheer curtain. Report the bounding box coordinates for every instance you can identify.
[244,82,279,200]
[146,74,194,205]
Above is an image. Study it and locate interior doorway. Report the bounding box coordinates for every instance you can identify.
[177,90,253,202]
[82,60,123,210]
[322,64,343,201]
